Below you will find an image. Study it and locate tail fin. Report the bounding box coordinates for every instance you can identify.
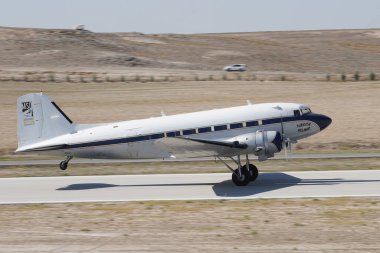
[17,93,74,150]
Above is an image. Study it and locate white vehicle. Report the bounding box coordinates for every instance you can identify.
[73,24,85,30]
[16,93,331,186]
[223,64,247,72]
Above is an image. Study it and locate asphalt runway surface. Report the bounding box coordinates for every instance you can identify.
[0,170,379,204]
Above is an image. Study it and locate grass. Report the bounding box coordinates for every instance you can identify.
[323,208,373,219]
[250,230,258,235]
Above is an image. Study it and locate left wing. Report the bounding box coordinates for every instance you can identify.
[155,136,247,158]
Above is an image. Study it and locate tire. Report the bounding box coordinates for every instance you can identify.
[243,164,259,181]
[231,168,251,186]
[59,161,68,171]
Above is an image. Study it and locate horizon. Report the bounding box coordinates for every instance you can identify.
[1,25,379,35]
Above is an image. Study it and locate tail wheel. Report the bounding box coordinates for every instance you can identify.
[59,155,72,171]
[59,161,68,171]
[232,168,251,186]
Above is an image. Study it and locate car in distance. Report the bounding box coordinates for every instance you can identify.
[223,64,247,72]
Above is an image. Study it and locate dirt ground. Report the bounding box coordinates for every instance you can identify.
[1,80,379,157]
[0,198,378,252]
[0,27,379,74]
[0,158,379,178]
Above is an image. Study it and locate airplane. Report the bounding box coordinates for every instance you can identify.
[16,93,331,186]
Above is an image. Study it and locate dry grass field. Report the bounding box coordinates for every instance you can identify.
[1,80,379,157]
[0,198,379,252]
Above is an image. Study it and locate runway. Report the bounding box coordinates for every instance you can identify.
[0,170,379,204]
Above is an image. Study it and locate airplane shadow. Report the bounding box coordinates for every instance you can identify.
[56,173,380,198]
[56,182,214,191]
[213,175,380,197]
[213,173,301,197]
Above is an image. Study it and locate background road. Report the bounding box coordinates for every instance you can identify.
[0,170,379,204]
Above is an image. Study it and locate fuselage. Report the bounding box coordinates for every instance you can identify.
[18,102,331,160]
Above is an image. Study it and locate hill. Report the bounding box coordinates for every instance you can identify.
[0,27,379,75]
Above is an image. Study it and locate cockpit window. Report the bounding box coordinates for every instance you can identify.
[294,110,301,117]
[301,108,312,115]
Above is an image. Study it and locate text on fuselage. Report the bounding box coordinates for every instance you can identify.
[297,122,311,132]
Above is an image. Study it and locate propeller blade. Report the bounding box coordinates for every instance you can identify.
[289,141,292,160]
[284,141,288,160]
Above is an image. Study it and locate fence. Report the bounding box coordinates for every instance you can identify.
[0,72,377,83]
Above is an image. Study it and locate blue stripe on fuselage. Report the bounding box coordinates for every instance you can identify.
[33,114,315,151]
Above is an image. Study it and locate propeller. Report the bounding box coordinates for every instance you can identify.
[278,106,293,160]
[282,138,292,160]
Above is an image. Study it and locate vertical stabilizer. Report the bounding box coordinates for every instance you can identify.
[17,93,74,149]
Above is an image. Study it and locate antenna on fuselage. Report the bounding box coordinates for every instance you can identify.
[246,100,252,105]
[161,111,166,116]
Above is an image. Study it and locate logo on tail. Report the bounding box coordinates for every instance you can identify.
[22,101,34,125]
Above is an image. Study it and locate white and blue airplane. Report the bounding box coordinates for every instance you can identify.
[16,93,331,186]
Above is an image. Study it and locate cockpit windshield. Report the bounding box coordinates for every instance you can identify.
[300,107,312,115]
[294,106,312,116]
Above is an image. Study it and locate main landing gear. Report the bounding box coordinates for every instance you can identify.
[59,155,73,171]
[217,154,259,186]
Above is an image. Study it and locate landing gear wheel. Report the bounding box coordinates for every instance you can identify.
[243,164,259,181]
[59,161,68,171]
[232,168,251,186]
[59,155,73,171]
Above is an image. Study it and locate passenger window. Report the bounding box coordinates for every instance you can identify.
[166,131,181,137]
[183,129,196,135]
[214,125,227,131]
[246,121,258,127]
[230,123,243,129]
[150,133,164,139]
[198,127,212,133]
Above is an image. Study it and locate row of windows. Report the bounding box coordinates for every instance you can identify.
[129,120,262,142]
[123,117,297,144]
[125,133,165,142]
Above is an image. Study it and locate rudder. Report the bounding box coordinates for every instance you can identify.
[17,93,74,149]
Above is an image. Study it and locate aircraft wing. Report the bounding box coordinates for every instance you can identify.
[155,137,247,158]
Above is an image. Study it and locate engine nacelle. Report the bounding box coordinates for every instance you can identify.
[230,130,283,161]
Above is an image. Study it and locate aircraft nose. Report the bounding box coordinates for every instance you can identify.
[311,114,332,131]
